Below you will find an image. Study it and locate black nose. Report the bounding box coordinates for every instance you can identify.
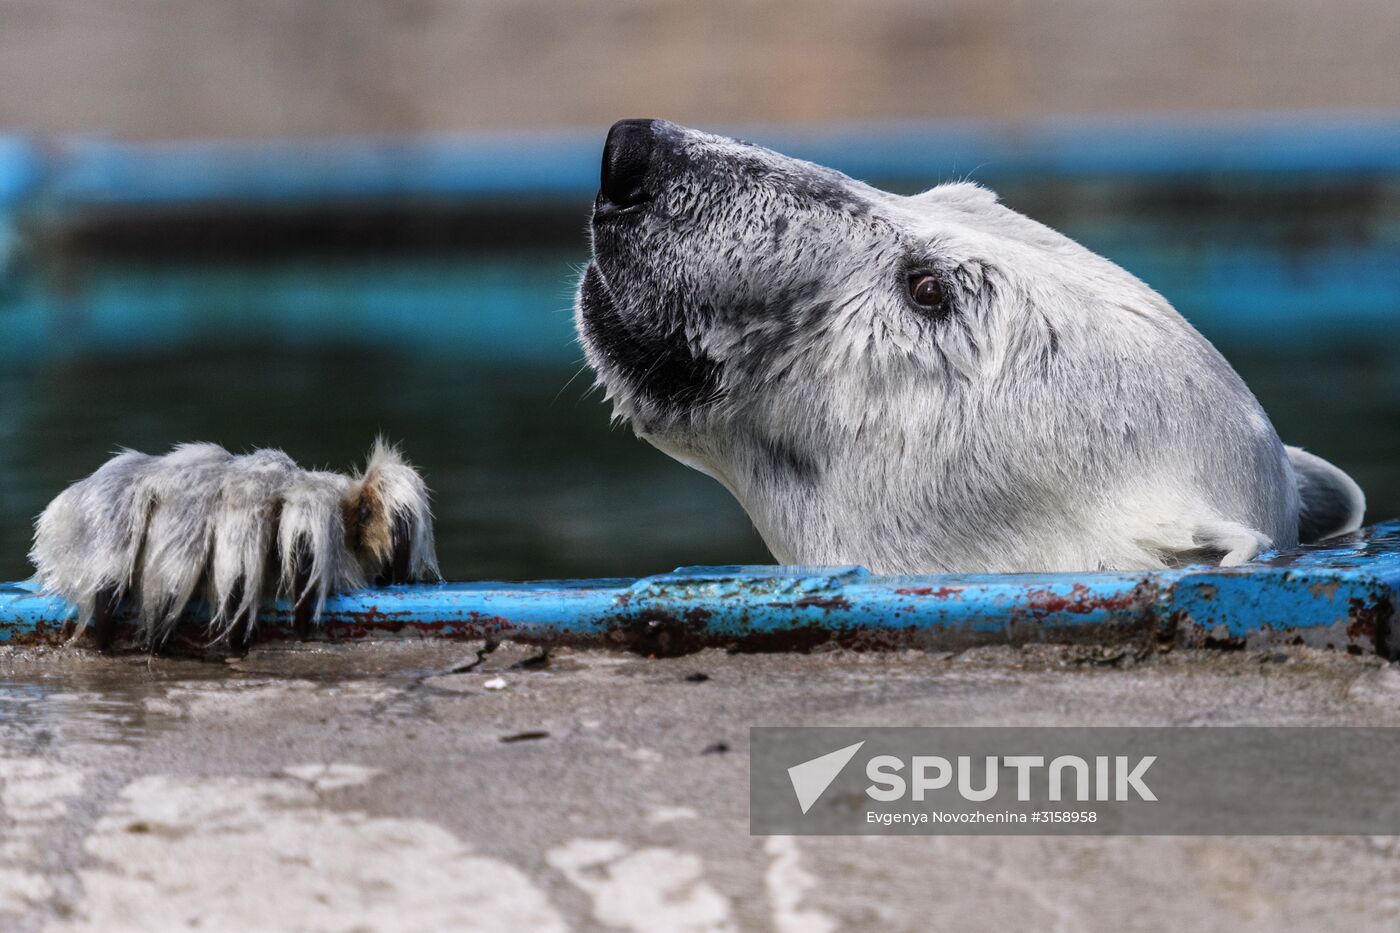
[599,119,657,212]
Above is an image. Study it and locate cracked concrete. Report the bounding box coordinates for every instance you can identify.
[0,640,1398,931]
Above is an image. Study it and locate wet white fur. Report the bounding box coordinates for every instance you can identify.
[578,122,1365,574]
[31,440,438,644]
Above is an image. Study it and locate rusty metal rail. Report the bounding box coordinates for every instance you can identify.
[2,521,1398,656]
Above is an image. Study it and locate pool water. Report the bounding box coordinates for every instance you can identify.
[0,344,774,583]
[3,170,1399,583]
[1,323,1398,584]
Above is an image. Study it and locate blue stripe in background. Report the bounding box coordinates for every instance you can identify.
[6,112,1400,211]
[2,112,1399,363]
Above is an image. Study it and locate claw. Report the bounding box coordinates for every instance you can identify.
[292,542,315,641]
[92,584,121,652]
[228,607,256,655]
[387,513,413,586]
[222,577,256,654]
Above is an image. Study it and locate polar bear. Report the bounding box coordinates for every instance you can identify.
[30,118,1363,648]
[575,120,1363,572]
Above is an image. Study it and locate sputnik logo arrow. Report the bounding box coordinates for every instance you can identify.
[788,741,865,814]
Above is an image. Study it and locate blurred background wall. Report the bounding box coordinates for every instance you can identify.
[2,0,1399,583]
[2,0,1399,138]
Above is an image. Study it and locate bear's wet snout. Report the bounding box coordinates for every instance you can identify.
[598,118,659,214]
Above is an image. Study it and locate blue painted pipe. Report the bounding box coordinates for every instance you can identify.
[3,521,1397,656]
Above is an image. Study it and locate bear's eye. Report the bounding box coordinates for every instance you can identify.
[907,273,947,314]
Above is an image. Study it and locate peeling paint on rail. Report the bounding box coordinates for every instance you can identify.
[3,522,1399,657]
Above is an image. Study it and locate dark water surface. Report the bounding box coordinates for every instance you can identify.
[1,336,1396,584]
[4,168,1400,582]
[0,345,772,583]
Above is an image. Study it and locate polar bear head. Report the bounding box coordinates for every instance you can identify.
[575,119,1313,574]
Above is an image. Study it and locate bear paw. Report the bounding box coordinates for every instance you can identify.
[29,439,439,650]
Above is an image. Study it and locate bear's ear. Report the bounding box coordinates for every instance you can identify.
[910,181,1000,211]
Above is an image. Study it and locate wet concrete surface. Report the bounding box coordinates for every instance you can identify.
[2,640,1400,931]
